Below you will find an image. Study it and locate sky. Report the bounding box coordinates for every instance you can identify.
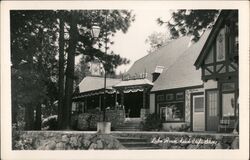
[110,9,172,74]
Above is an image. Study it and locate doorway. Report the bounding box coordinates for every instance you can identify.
[124,92,143,118]
[192,94,205,131]
[206,90,220,131]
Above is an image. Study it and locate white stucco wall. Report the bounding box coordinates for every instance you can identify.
[204,79,218,89]
[149,93,155,114]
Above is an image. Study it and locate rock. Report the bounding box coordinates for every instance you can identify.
[88,143,97,150]
[38,141,56,150]
[96,140,103,149]
[70,136,78,147]
[56,142,66,150]
[170,145,181,149]
[215,143,223,149]
[200,144,213,149]
[107,140,114,149]
[187,144,199,149]
[162,142,171,149]
[62,135,69,143]
[77,137,83,147]
[82,139,91,148]
[231,137,239,149]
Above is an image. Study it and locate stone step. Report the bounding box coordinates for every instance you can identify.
[126,146,162,150]
[115,137,161,150]
[121,142,155,147]
[116,137,148,142]
[117,125,140,128]
[115,128,141,131]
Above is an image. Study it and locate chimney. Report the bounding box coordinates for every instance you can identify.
[152,66,164,82]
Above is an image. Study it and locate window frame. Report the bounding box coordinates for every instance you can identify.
[159,101,185,123]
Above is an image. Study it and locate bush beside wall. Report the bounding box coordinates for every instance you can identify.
[77,109,125,130]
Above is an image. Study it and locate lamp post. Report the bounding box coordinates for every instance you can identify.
[91,12,110,133]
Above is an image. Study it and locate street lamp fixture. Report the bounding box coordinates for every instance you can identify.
[91,24,101,39]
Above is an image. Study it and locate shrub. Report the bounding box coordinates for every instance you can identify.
[42,115,58,130]
[141,113,162,131]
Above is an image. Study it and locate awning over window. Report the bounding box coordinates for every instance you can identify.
[73,89,116,100]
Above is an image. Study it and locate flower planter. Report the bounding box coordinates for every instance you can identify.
[97,122,111,134]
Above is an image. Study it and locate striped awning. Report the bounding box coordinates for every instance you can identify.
[72,89,117,100]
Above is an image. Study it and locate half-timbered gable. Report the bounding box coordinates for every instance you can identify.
[194,10,239,132]
[195,10,238,81]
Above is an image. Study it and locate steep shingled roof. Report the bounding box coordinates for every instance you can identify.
[78,76,121,93]
[126,36,191,81]
[151,29,211,91]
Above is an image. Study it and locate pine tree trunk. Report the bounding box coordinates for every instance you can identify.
[34,103,42,130]
[25,38,35,130]
[61,12,78,130]
[57,14,65,129]
[24,104,34,130]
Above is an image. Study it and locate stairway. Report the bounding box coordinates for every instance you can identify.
[115,118,142,131]
[116,136,161,150]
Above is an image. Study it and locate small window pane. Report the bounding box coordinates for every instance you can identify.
[166,94,174,101]
[194,97,204,112]
[176,92,184,100]
[157,94,165,101]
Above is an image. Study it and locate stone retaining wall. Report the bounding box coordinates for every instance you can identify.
[13,131,125,150]
[13,131,239,150]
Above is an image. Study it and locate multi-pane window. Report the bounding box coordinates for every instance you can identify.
[221,82,236,117]
[159,102,184,122]
[222,93,235,117]
[166,94,174,101]
[157,94,165,101]
[194,97,204,112]
[176,92,184,100]
[207,90,218,116]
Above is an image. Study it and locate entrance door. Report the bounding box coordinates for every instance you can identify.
[206,90,220,131]
[124,92,142,117]
[192,95,205,131]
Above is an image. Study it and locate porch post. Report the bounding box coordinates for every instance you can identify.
[99,94,102,109]
[85,97,88,111]
[121,89,124,107]
[142,87,146,108]
[115,90,117,106]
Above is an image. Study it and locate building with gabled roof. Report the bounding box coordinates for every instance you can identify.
[193,10,238,132]
[72,10,238,133]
